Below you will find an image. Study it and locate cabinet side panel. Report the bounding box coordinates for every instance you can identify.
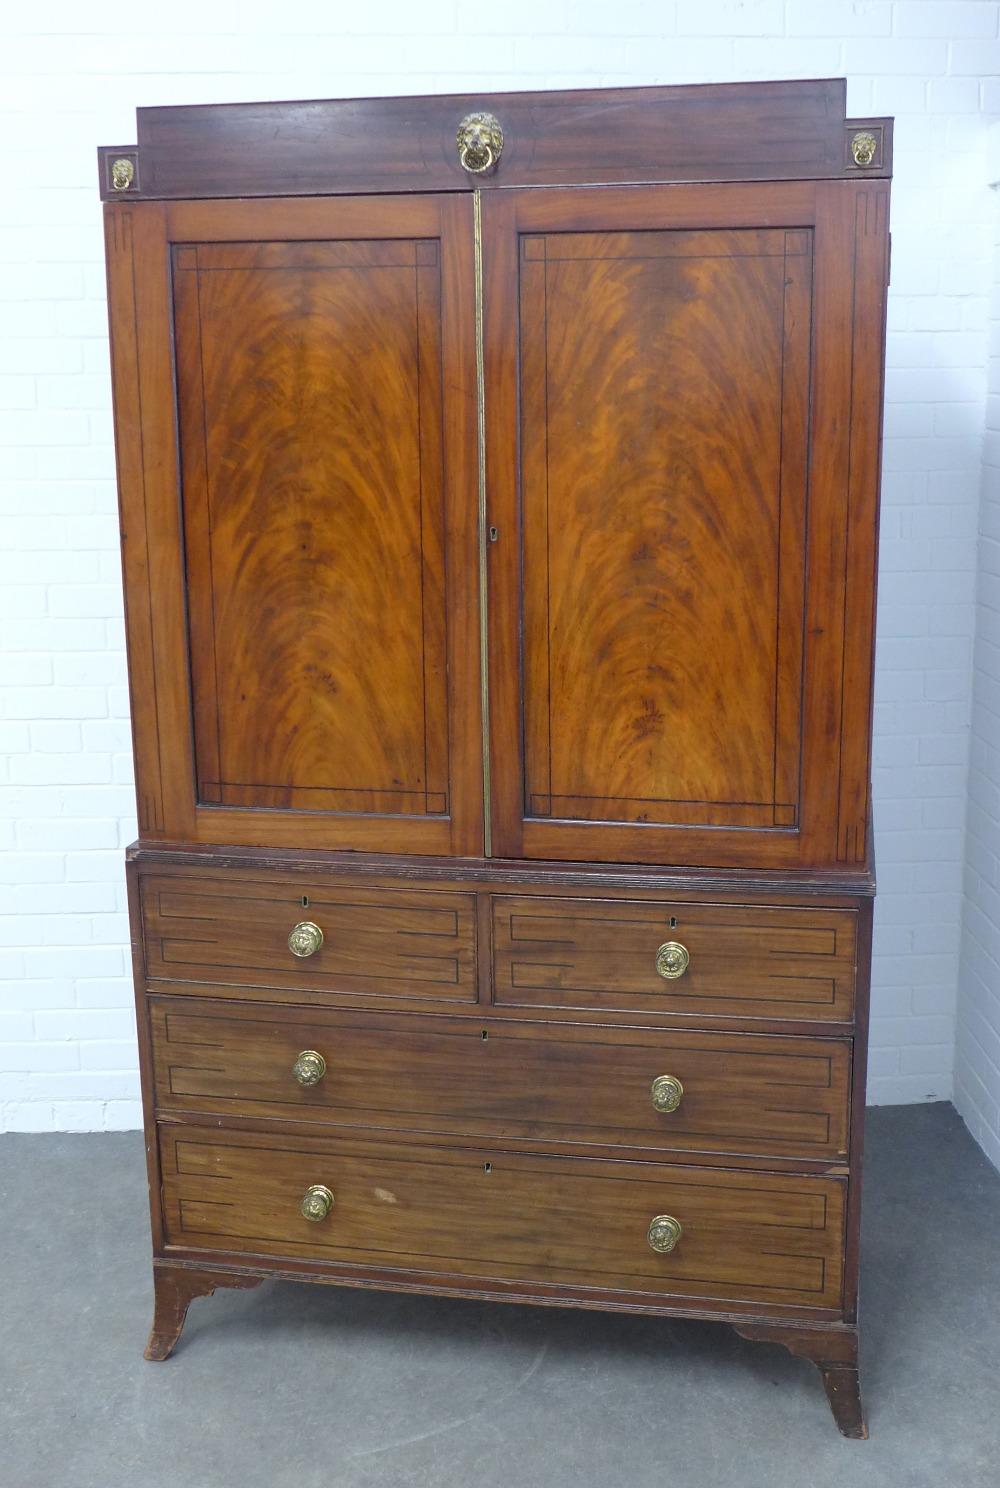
[843,892,873,1321]
[836,186,890,864]
[104,206,165,836]
[126,856,165,1253]
[104,203,196,841]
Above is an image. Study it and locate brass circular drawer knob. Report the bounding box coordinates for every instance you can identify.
[456,111,504,174]
[650,1074,684,1113]
[300,1184,335,1222]
[647,1214,682,1254]
[292,1050,327,1088]
[655,940,690,980]
[288,921,323,958]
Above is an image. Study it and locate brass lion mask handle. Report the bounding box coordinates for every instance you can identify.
[111,157,135,191]
[851,130,878,168]
[456,112,504,175]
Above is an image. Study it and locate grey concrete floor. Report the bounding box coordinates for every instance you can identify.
[1,1103,998,1488]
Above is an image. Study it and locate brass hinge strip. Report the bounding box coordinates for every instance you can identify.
[474,189,492,857]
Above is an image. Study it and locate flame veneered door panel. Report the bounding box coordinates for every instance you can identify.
[175,237,450,819]
[519,224,810,832]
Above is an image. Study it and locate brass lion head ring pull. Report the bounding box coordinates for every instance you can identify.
[456,112,504,175]
[851,130,878,168]
[111,157,135,191]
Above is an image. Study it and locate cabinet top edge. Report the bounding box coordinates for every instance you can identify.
[123,841,876,898]
[97,79,892,202]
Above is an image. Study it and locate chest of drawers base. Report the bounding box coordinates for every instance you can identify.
[128,845,872,1439]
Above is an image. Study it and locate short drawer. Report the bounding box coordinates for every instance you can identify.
[492,896,857,1023]
[140,873,477,1006]
[159,1125,846,1311]
[149,998,851,1160]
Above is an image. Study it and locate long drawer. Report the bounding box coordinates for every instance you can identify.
[141,874,477,1006]
[493,895,857,1023]
[149,997,851,1160]
[159,1125,847,1310]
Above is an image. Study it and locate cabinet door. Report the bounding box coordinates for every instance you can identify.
[484,182,887,869]
[106,196,482,855]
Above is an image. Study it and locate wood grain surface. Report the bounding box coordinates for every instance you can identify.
[492,895,857,1022]
[97,80,892,200]
[107,175,888,871]
[107,193,483,855]
[518,227,810,832]
[149,996,851,1160]
[484,181,889,872]
[126,838,876,899]
[104,83,888,1428]
[141,874,477,1004]
[159,1124,846,1309]
[174,237,449,818]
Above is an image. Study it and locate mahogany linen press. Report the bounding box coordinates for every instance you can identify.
[99,79,890,1437]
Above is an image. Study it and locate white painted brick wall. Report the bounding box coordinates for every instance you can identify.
[955,124,1000,1173]
[2,0,997,1130]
